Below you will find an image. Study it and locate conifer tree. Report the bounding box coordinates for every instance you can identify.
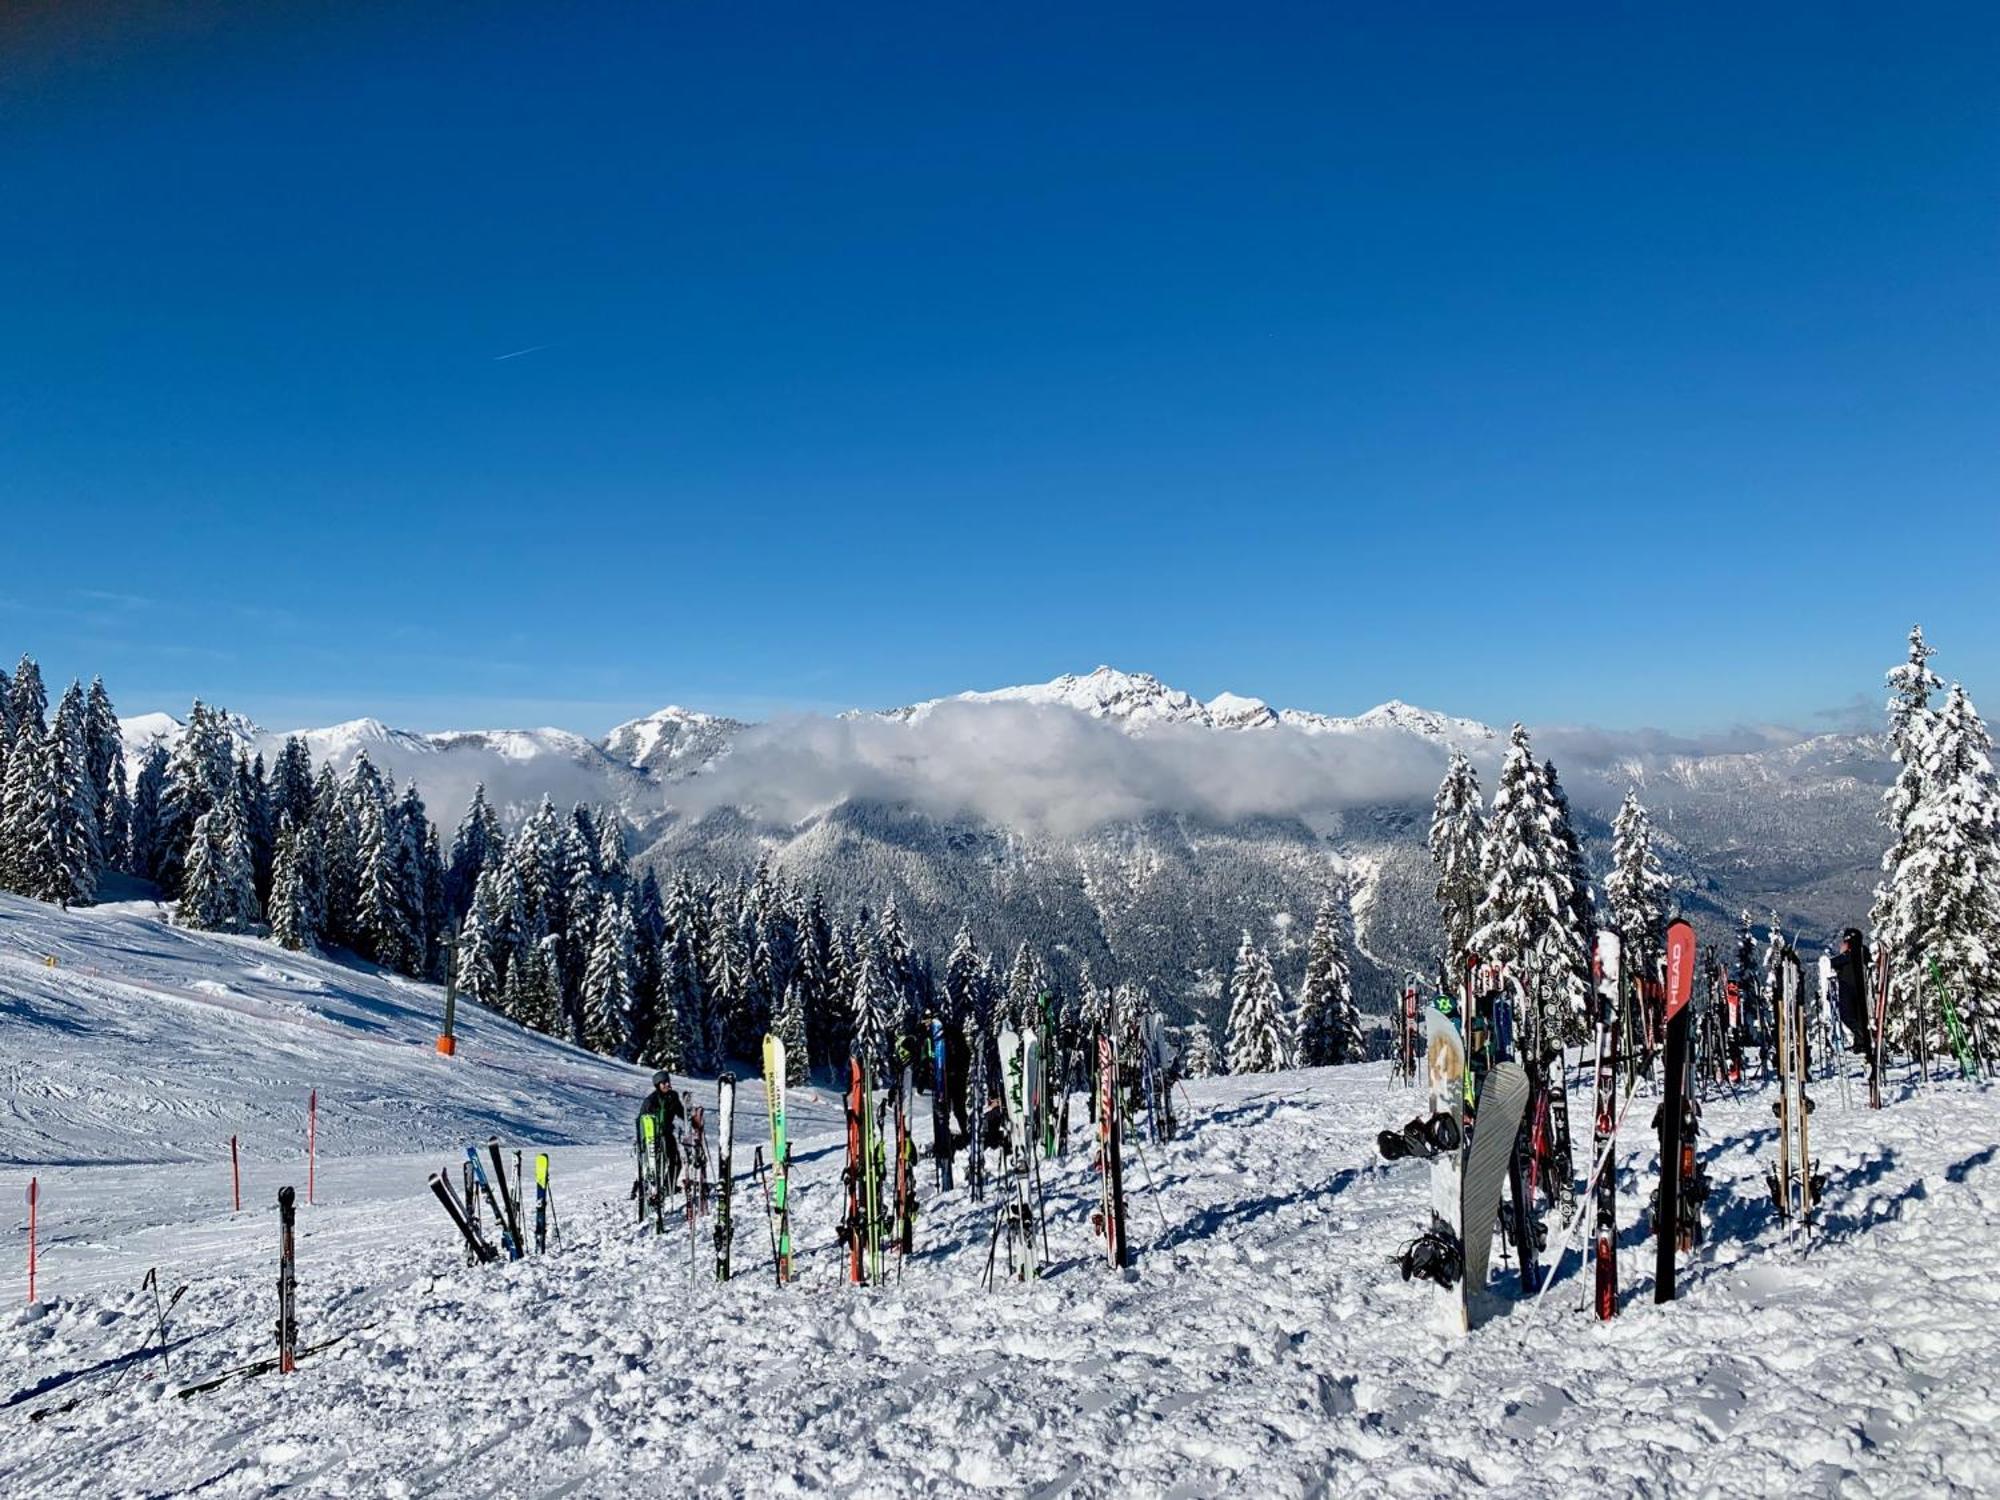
[1183,1019,1222,1079]
[1606,790,1671,968]
[6,656,47,746]
[1226,929,1292,1073]
[268,813,319,951]
[1884,683,2000,1054]
[456,872,505,1007]
[776,978,810,1086]
[1872,625,1948,1040]
[83,678,127,873]
[158,702,235,896]
[851,949,893,1077]
[127,745,168,882]
[583,896,639,1058]
[1295,890,1362,1065]
[311,764,355,946]
[1428,748,1486,974]
[268,736,316,833]
[45,682,102,906]
[1005,942,1040,1031]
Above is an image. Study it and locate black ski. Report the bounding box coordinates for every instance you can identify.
[429,1172,499,1263]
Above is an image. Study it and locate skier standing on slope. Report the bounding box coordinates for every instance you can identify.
[1829,929,1875,1055]
[635,1070,686,1194]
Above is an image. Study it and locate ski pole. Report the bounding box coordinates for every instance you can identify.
[753,1148,781,1288]
[1528,1066,1653,1317]
[1128,1135,1171,1239]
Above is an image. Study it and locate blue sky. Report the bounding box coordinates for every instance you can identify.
[2,2,1995,735]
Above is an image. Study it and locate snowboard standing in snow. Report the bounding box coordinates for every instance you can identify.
[1459,1061,1529,1329]
[1398,999,1466,1298]
[1654,919,1696,1302]
[715,1073,736,1282]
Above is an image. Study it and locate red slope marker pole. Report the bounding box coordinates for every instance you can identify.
[26,1177,37,1303]
[307,1090,317,1206]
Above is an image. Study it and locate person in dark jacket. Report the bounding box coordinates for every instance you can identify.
[1829,928,1874,1054]
[635,1070,685,1196]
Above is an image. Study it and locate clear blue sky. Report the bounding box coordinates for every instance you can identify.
[3,2,1995,735]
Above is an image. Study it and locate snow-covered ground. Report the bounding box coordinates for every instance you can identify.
[3,895,1997,1496]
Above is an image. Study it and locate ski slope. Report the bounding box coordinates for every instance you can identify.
[3,897,1998,1496]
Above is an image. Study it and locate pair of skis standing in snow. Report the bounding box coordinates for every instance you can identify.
[1384,920,1707,1328]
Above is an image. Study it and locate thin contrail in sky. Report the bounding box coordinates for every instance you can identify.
[492,345,546,361]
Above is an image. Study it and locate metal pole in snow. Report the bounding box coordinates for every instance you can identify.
[26,1178,36,1303]
[231,1135,241,1214]
[307,1090,317,1206]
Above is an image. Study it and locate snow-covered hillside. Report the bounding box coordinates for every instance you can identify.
[2,898,1993,1496]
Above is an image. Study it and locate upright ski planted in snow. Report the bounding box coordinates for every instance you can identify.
[1095,1029,1129,1268]
[276,1186,298,1374]
[1654,919,1696,1302]
[763,1035,792,1283]
[1590,930,1622,1318]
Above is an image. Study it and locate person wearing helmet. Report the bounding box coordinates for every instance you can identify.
[635,1070,685,1196]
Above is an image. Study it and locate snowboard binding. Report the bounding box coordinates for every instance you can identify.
[1376,1113,1462,1162]
[1395,1229,1463,1289]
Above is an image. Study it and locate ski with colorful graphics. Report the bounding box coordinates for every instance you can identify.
[762,1036,792,1282]
[842,1057,867,1284]
[1654,919,1695,1301]
[533,1153,551,1254]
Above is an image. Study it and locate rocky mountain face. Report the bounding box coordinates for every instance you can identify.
[127,666,1892,1030]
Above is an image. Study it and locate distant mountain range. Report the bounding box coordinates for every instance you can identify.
[123,665,1893,1027]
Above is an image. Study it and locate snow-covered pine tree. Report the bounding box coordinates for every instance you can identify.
[1871,625,1948,1047]
[583,896,639,1058]
[268,736,316,834]
[1183,1019,1222,1078]
[6,656,46,747]
[1471,724,1591,1046]
[1606,790,1672,969]
[850,948,893,1078]
[268,812,318,951]
[705,882,749,1061]
[1077,962,1110,1044]
[1883,683,2000,1057]
[351,774,417,972]
[82,678,127,875]
[310,763,355,946]
[126,744,168,883]
[942,921,980,1028]
[176,809,225,931]
[157,702,235,897]
[1005,943,1041,1032]
[444,783,503,926]
[776,978,809,1087]
[1226,929,1292,1073]
[1295,889,1362,1065]
[1428,748,1486,974]
[0,720,57,900]
[45,682,102,906]
[1540,759,1596,1039]
[456,871,506,1007]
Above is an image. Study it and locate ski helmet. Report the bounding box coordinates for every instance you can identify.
[651,1069,672,1088]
